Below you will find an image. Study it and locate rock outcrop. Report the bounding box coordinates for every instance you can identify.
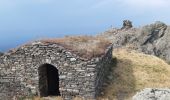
[105,21,170,63]
[133,88,170,100]
[121,20,133,29]
[100,21,170,99]
[138,21,167,45]
[133,21,170,63]
[0,52,3,56]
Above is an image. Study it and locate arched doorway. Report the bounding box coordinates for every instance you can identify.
[38,64,60,97]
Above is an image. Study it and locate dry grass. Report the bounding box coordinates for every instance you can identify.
[41,35,111,59]
[102,48,170,100]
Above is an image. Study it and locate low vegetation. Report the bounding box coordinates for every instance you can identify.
[41,28,137,59]
[42,35,111,59]
[101,48,170,100]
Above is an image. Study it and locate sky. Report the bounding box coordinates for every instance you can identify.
[0,0,170,52]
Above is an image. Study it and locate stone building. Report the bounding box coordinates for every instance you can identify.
[0,41,114,100]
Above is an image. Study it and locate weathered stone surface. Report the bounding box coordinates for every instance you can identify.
[133,88,170,100]
[0,52,3,56]
[121,20,133,29]
[138,21,167,45]
[70,58,76,62]
[0,41,114,100]
[133,21,170,63]
[107,21,170,63]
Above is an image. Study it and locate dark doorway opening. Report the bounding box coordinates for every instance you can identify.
[38,64,60,97]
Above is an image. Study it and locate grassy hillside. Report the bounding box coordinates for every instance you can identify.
[102,48,170,100]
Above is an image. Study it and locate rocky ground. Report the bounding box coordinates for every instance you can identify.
[133,88,170,100]
[97,21,170,100]
[100,21,170,64]
[100,48,170,100]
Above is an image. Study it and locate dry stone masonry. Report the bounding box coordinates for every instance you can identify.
[0,41,114,100]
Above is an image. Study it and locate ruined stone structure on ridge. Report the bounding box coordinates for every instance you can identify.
[0,41,114,100]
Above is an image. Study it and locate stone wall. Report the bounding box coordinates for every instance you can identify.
[0,41,113,100]
[94,46,114,96]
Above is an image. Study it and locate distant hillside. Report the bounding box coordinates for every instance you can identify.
[101,48,170,100]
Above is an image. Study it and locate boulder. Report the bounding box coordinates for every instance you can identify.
[133,88,170,100]
[121,20,133,29]
[137,21,167,45]
[133,21,170,63]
